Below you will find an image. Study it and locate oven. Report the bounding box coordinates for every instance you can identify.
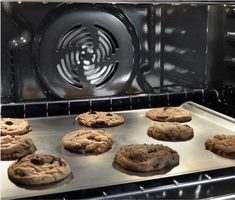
[1,1,235,199]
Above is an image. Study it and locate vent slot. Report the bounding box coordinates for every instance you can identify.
[56,24,119,88]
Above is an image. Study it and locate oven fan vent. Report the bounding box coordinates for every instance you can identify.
[35,5,137,98]
[56,25,119,88]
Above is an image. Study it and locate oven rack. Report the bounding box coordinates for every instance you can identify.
[1,89,219,118]
[88,168,235,199]
[29,167,235,199]
[3,0,235,4]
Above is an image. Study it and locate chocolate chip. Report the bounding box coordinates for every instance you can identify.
[89,111,96,114]
[5,121,13,126]
[58,159,65,166]
[51,157,65,166]
[31,156,44,165]
[153,163,159,169]
[184,125,190,128]
[16,169,26,176]
[17,155,24,162]
[129,153,146,162]
[49,157,55,164]
[106,113,112,116]
[148,148,156,153]
[163,107,169,111]
[94,121,106,127]
[87,135,95,140]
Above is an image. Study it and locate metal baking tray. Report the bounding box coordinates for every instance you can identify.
[1,101,235,199]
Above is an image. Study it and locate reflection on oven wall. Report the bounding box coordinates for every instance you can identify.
[1,3,234,103]
[222,6,235,105]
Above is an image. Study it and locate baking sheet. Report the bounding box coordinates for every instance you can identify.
[1,101,235,199]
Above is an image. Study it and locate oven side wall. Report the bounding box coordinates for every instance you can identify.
[1,3,233,104]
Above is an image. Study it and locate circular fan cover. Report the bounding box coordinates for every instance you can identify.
[34,5,138,99]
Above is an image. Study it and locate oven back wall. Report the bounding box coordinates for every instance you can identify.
[1,3,213,103]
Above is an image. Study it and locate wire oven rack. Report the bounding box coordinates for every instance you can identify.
[26,167,235,199]
[4,0,235,4]
[88,168,235,199]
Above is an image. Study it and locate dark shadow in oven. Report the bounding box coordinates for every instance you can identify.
[112,161,177,177]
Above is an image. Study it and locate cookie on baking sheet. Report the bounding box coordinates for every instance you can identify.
[205,134,235,158]
[146,107,191,122]
[62,129,114,154]
[147,122,194,141]
[8,154,71,185]
[1,135,37,160]
[114,144,179,172]
[76,111,124,128]
[1,118,32,136]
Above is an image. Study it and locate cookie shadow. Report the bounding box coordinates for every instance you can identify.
[56,145,81,157]
[58,144,111,157]
[12,172,74,190]
[212,152,235,160]
[112,161,176,177]
[57,144,90,157]
[148,135,194,142]
[222,155,235,159]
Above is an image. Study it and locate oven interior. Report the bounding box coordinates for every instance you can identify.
[1,1,235,199]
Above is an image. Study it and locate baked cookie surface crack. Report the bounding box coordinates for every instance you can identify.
[1,118,32,136]
[76,111,124,127]
[114,144,179,172]
[205,134,235,158]
[147,122,194,141]
[1,135,37,160]
[146,107,191,122]
[8,154,71,185]
[62,129,114,154]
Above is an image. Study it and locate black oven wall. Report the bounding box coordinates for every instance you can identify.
[207,5,235,106]
[1,2,234,103]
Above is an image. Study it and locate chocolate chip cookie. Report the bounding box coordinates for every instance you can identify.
[62,129,114,154]
[8,154,71,185]
[1,118,32,136]
[205,134,235,158]
[1,135,37,160]
[147,122,194,141]
[146,107,191,122]
[76,111,124,127]
[114,144,179,172]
